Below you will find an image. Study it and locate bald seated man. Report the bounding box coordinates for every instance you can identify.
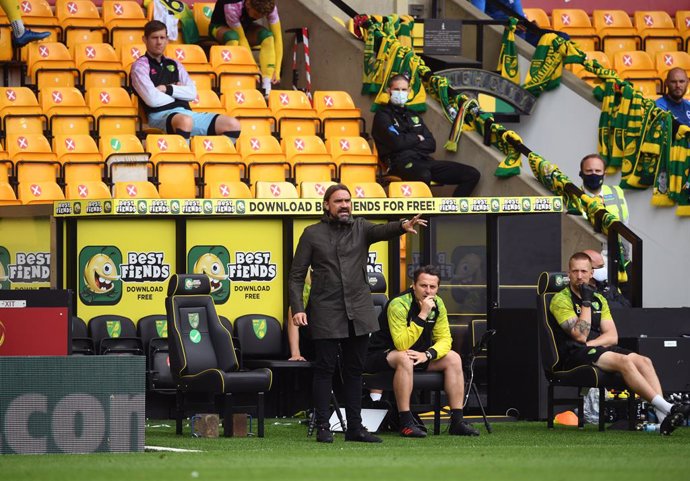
[656,68,690,126]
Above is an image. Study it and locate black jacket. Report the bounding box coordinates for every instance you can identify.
[289,214,405,339]
[371,102,436,167]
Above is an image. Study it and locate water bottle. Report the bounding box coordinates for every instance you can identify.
[636,422,660,433]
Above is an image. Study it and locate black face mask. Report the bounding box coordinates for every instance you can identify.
[580,172,604,191]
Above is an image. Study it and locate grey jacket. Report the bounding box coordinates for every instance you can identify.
[289,214,406,339]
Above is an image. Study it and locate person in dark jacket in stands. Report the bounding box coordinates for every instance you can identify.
[289,183,426,444]
[372,74,480,197]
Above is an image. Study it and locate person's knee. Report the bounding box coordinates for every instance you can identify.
[216,115,241,132]
[390,351,413,372]
[444,350,462,368]
[172,114,194,132]
[415,169,432,184]
[468,165,481,184]
[257,28,274,46]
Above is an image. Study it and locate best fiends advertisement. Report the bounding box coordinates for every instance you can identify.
[186,219,283,321]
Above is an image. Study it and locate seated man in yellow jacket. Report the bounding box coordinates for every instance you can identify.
[365,265,479,438]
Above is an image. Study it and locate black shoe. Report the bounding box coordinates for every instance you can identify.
[449,420,480,436]
[660,403,690,436]
[13,29,50,48]
[400,423,427,438]
[345,426,382,443]
[316,424,333,443]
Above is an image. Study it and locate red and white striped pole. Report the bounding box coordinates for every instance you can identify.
[291,27,312,104]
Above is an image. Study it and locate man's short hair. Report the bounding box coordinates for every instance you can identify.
[144,20,167,38]
[569,251,592,269]
[322,183,350,208]
[412,265,441,284]
[247,0,275,16]
[665,67,688,82]
[387,74,410,88]
[579,153,604,171]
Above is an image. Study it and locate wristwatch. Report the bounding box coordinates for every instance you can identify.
[581,300,592,308]
[424,351,432,361]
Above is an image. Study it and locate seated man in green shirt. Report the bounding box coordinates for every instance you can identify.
[550,252,689,435]
[366,265,479,437]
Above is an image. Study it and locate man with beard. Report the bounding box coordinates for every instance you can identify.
[656,68,690,126]
[289,184,425,443]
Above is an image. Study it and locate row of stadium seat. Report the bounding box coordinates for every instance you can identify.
[524,9,690,57]
[0,85,366,142]
[0,131,391,203]
[568,50,690,97]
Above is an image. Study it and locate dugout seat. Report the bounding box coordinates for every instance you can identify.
[88,314,144,356]
[71,316,95,355]
[233,314,313,416]
[537,271,636,431]
[165,274,272,437]
[362,272,444,435]
[137,314,175,391]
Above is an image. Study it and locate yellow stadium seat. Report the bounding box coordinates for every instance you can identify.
[193,2,215,37]
[209,45,261,91]
[326,136,378,184]
[165,44,215,90]
[299,180,336,198]
[411,22,423,54]
[268,90,320,139]
[191,135,245,196]
[592,10,641,59]
[238,117,275,137]
[120,43,145,73]
[0,87,45,136]
[190,89,227,115]
[346,182,386,199]
[102,1,146,49]
[113,180,159,198]
[656,51,690,78]
[205,180,251,199]
[613,50,659,78]
[25,42,79,90]
[222,88,273,118]
[0,27,12,63]
[145,134,199,198]
[387,181,433,198]
[56,0,107,50]
[523,8,551,28]
[644,38,681,61]
[18,181,65,204]
[86,87,139,138]
[39,87,93,136]
[53,133,100,162]
[281,135,335,185]
[634,11,682,53]
[313,90,365,140]
[65,180,111,199]
[100,133,144,160]
[551,9,599,51]
[74,43,127,89]
[17,0,61,49]
[676,11,690,49]
[254,180,298,199]
[236,135,290,186]
[0,157,20,205]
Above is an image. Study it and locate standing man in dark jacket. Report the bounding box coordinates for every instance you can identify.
[372,75,480,197]
[289,183,426,443]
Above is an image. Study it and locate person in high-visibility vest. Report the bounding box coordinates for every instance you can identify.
[579,153,629,225]
[0,0,50,46]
